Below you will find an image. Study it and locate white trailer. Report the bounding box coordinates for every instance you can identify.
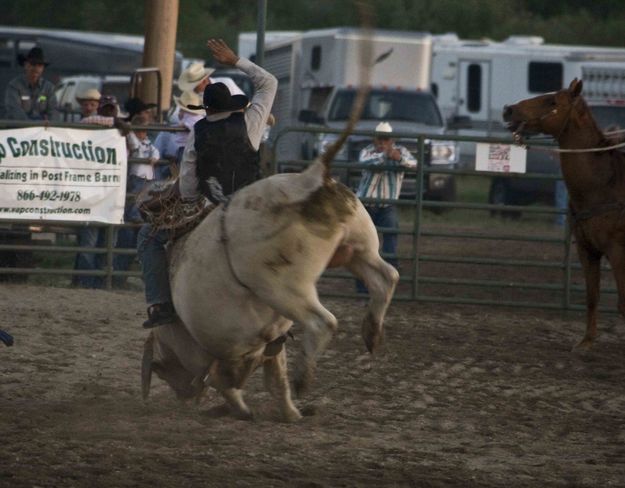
[237,31,301,60]
[431,34,625,166]
[262,27,459,200]
[264,27,433,149]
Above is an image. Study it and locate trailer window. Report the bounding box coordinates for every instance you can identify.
[328,89,443,126]
[528,62,563,93]
[309,87,332,113]
[311,46,321,71]
[466,64,482,113]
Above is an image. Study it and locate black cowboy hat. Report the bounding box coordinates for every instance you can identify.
[124,97,157,121]
[188,82,249,113]
[18,46,50,67]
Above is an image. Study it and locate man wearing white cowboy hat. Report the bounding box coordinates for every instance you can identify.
[354,121,417,293]
[5,46,58,120]
[153,90,205,179]
[138,38,277,328]
[177,61,244,97]
[75,88,101,119]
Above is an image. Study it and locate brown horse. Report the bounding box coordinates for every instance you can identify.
[503,79,625,349]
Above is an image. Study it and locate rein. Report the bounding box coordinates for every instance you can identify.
[570,202,625,223]
[514,96,625,154]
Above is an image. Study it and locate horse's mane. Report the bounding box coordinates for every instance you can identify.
[576,95,625,188]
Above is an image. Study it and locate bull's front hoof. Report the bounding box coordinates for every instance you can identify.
[282,407,303,423]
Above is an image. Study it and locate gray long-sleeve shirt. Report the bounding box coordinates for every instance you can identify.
[179,57,278,199]
[4,75,58,121]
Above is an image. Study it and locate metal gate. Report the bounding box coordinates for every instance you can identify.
[272,126,618,313]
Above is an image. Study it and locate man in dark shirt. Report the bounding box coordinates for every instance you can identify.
[4,46,57,120]
[137,38,277,328]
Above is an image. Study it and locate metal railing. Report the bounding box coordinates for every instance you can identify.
[0,120,619,313]
[271,125,618,312]
[0,119,183,289]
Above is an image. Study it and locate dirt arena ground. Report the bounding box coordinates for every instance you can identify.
[1,284,625,487]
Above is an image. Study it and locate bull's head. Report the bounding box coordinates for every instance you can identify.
[142,332,206,401]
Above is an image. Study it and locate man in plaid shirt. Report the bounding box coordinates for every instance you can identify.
[356,122,417,277]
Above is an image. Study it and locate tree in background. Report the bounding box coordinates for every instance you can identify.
[2,0,625,60]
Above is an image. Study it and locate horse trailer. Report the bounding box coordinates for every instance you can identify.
[260,27,459,201]
[430,34,625,212]
[431,33,625,165]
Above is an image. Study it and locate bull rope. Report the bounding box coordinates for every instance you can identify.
[219,198,251,291]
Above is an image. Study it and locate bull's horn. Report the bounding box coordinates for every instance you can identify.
[141,333,154,400]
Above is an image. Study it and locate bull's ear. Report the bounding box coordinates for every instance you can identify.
[141,333,154,400]
[569,78,583,97]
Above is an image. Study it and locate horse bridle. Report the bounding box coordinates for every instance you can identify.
[513,95,579,145]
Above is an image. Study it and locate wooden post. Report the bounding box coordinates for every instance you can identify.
[141,0,179,114]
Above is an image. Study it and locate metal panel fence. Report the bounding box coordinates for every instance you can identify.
[0,119,179,288]
[272,126,618,313]
[0,121,619,314]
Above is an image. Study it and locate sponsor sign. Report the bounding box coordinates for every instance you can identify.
[0,127,126,223]
[475,143,527,173]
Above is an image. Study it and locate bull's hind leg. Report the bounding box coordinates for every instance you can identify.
[263,348,302,422]
[207,357,260,420]
[346,250,399,352]
[251,283,338,396]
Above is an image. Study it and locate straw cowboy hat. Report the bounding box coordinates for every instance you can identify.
[173,90,205,115]
[75,88,101,103]
[18,46,50,66]
[177,62,216,92]
[375,121,393,134]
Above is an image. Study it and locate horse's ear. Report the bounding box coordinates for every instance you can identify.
[569,78,583,97]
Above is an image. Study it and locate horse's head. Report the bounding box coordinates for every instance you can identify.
[503,79,584,140]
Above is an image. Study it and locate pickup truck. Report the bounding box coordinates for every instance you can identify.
[296,86,459,201]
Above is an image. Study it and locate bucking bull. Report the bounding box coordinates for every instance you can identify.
[142,43,398,421]
[142,151,399,421]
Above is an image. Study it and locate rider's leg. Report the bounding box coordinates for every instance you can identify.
[137,224,176,328]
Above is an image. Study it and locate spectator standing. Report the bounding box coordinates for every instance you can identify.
[4,46,57,121]
[113,113,161,285]
[125,114,161,222]
[73,95,125,288]
[168,61,245,126]
[153,90,205,179]
[76,88,101,119]
[124,97,157,123]
[177,61,245,97]
[355,122,416,292]
[137,38,277,327]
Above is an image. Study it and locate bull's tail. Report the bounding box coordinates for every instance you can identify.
[321,1,373,181]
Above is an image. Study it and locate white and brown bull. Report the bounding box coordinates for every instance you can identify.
[142,22,397,420]
[142,157,399,421]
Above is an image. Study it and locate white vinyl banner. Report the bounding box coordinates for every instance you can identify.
[475,143,527,173]
[0,127,127,223]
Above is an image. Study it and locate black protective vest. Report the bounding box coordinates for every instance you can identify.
[193,112,261,198]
